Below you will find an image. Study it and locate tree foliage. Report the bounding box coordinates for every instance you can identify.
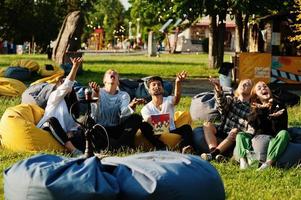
[290,0,301,47]
[0,0,94,52]
[84,0,125,44]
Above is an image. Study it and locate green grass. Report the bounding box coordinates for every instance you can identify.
[0,53,301,200]
[0,53,221,85]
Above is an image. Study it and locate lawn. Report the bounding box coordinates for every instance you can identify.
[0,53,301,200]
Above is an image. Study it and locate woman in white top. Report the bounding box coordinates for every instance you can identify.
[37,57,83,157]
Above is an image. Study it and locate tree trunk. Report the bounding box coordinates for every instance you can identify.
[52,11,83,65]
[242,14,249,52]
[208,15,217,69]
[235,11,243,52]
[171,27,179,54]
[164,32,171,53]
[217,21,226,68]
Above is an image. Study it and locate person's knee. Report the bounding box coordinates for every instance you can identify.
[235,132,244,141]
[277,130,290,140]
[203,121,213,128]
[178,124,193,132]
[128,113,143,122]
[203,122,216,135]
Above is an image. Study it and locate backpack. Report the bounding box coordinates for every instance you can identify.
[190,88,233,122]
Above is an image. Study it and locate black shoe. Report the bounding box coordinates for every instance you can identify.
[215,154,226,163]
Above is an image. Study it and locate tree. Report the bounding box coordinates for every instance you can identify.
[287,0,301,47]
[85,0,125,45]
[0,0,94,52]
[229,0,294,52]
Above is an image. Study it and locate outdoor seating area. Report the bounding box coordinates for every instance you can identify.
[1,0,301,199]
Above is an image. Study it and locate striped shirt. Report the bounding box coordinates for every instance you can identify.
[215,90,253,135]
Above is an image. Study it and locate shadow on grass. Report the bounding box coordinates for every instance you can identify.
[84,59,202,66]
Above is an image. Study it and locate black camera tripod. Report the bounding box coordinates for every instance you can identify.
[70,99,109,158]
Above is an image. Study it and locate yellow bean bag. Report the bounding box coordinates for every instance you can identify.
[38,65,65,77]
[0,77,27,97]
[30,71,64,86]
[135,111,192,149]
[11,59,40,72]
[0,67,7,77]
[0,104,64,152]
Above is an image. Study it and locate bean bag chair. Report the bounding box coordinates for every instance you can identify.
[103,151,225,200]
[0,77,27,97]
[135,111,191,149]
[192,126,226,154]
[38,64,65,77]
[30,71,64,86]
[4,151,225,200]
[5,66,31,81]
[0,104,64,152]
[251,134,301,168]
[10,59,40,72]
[0,67,8,77]
[4,154,119,200]
[190,88,233,122]
[233,132,301,168]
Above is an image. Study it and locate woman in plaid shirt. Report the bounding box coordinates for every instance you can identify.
[201,78,253,161]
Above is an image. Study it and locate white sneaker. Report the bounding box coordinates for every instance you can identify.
[256,162,271,171]
[239,158,249,170]
[201,153,213,161]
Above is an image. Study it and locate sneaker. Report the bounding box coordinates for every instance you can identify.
[239,158,249,170]
[201,153,213,161]
[256,162,271,171]
[215,154,226,163]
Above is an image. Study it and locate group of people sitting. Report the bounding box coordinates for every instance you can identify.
[37,57,194,157]
[37,57,301,171]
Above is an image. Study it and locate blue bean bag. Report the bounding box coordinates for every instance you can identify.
[4,155,120,200]
[4,151,225,200]
[102,151,225,200]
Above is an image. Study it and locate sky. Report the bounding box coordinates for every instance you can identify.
[119,0,131,10]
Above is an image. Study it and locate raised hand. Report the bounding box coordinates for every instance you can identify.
[176,71,188,83]
[66,57,83,81]
[252,98,273,110]
[129,98,146,110]
[209,76,222,92]
[70,57,83,69]
[89,81,100,94]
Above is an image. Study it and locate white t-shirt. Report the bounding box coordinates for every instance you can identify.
[141,96,176,131]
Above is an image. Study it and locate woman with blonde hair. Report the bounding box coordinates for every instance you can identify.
[201,78,253,161]
[236,81,290,170]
